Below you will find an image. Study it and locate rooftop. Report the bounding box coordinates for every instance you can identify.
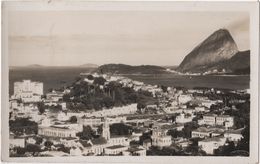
[204,114,217,117]
[161,124,184,130]
[200,136,225,143]
[217,115,233,118]
[106,145,126,150]
[91,137,107,145]
[225,128,244,135]
[193,127,213,133]
[127,147,145,152]
[49,126,70,130]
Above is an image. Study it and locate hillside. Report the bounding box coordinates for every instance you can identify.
[177,29,239,73]
[63,75,157,111]
[212,50,250,74]
[96,64,168,74]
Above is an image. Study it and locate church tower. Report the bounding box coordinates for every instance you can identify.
[102,117,110,140]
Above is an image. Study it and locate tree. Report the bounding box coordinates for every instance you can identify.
[16,147,26,155]
[215,141,236,156]
[147,146,179,156]
[63,94,71,102]
[69,116,78,123]
[77,126,95,140]
[139,131,152,144]
[25,144,41,156]
[37,102,45,114]
[57,144,70,154]
[87,74,94,80]
[237,126,249,152]
[110,123,132,136]
[97,125,103,135]
[102,96,114,108]
[35,136,43,145]
[182,122,199,138]
[137,103,146,110]
[9,118,38,135]
[44,140,53,149]
[167,129,185,138]
[93,77,106,85]
[161,85,168,92]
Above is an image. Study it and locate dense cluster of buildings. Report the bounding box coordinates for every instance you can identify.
[9,74,248,157]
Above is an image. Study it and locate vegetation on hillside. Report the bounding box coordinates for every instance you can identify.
[63,75,156,111]
[96,64,168,74]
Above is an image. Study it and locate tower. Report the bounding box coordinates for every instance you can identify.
[102,117,110,140]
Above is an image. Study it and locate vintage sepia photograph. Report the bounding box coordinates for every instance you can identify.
[1,1,259,163]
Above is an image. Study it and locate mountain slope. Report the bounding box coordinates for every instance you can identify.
[177,29,239,73]
[212,50,250,74]
[96,64,168,74]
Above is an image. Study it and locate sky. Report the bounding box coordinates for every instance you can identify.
[8,10,249,66]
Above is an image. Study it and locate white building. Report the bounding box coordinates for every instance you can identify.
[13,80,43,102]
[199,114,217,126]
[198,114,234,128]
[57,112,70,121]
[70,147,82,156]
[201,100,217,108]
[122,146,146,156]
[78,116,102,127]
[191,127,224,138]
[224,128,244,142]
[216,115,234,128]
[195,106,206,112]
[192,127,213,138]
[88,104,137,117]
[198,137,226,154]
[109,136,130,147]
[78,138,108,156]
[46,90,64,102]
[178,94,192,104]
[175,113,194,124]
[38,125,77,138]
[151,128,172,147]
[107,116,126,124]
[104,145,128,155]
[9,137,25,148]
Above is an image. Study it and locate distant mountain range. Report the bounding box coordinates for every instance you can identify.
[10,63,99,69]
[96,64,168,74]
[177,29,250,74]
[25,64,44,68]
[79,63,99,68]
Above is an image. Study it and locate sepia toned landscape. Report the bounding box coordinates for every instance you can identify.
[6,5,252,158]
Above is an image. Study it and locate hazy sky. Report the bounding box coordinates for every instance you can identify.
[8,10,249,66]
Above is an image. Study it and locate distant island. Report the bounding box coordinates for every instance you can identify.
[79,63,99,68]
[96,64,169,75]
